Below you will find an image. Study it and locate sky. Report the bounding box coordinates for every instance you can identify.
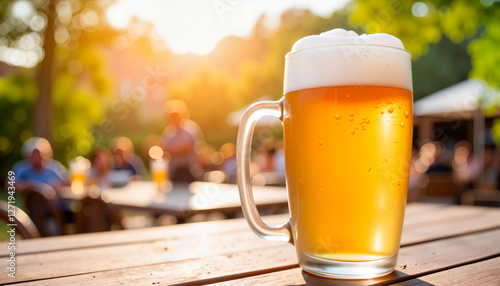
[106,0,350,55]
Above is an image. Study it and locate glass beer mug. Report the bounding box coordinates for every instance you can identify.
[236,29,413,279]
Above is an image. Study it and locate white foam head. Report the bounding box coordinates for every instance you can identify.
[284,29,412,94]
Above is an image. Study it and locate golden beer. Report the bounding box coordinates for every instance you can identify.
[237,28,413,279]
[284,85,412,262]
[152,169,168,188]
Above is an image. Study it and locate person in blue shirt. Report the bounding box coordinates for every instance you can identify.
[13,137,72,223]
[14,137,68,190]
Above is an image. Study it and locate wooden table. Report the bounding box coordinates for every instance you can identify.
[57,181,288,220]
[1,203,499,285]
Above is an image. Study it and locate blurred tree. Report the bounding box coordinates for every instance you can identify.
[348,0,500,98]
[0,0,118,165]
[349,0,500,142]
[0,73,37,178]
[412,34,473,101]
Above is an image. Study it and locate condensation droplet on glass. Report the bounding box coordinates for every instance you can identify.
[394,140,397,143]
[405,111,409,118]
[400,122,405,128]
[388,107,394,113]
[362,126,366,131]
[335,114,341,120]
[348,113,354,117]
[351,130,355,134]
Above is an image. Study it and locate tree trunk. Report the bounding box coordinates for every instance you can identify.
[33,0,55,143]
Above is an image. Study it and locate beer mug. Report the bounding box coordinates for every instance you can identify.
[236,29,413,279]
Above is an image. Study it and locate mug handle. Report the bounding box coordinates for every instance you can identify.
[236,99,293,244]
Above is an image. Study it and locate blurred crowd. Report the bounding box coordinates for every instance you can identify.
[10,99,287,196]
[408,140,500,203]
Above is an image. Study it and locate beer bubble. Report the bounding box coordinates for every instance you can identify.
[405,111,409,118]
[400,122,405,128]
[388,107,394,113]
[350,130,355,134]
[335,114,341,120]
[359,118,370,124]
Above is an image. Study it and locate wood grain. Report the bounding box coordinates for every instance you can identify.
[5,206,500,285]
[396,256,500,285]
[203,228,500,286]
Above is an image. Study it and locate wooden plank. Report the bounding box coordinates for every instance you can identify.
[17,245,297,285]
[14,223,500,285]
[206,229,500,286]
[0,223,288,284]
[402,203,500,228]
[0,214,289,257]
[401,206,500,245]
[4,203,499,257]
[396,257,500,285]
[2,204,499,284]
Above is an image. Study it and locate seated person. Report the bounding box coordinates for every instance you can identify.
[14,137,72,223]
[110,136,147,180]
[15,137,68,190]
[88,147,113,189]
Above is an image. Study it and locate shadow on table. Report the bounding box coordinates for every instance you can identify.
[294,270,435,285]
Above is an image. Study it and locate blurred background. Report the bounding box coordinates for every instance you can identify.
[1,0,500,229]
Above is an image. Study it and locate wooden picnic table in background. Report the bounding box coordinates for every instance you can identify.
[1,202,499,285]
[57,181,288,220]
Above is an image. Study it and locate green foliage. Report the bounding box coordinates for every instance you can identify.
[412,35,472,101]
[51,42,116,162]
[349,0,492,58]
[349,0,500,143]
[0,0,118,167]
[0,73,37,177]
[468,12,500,88]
